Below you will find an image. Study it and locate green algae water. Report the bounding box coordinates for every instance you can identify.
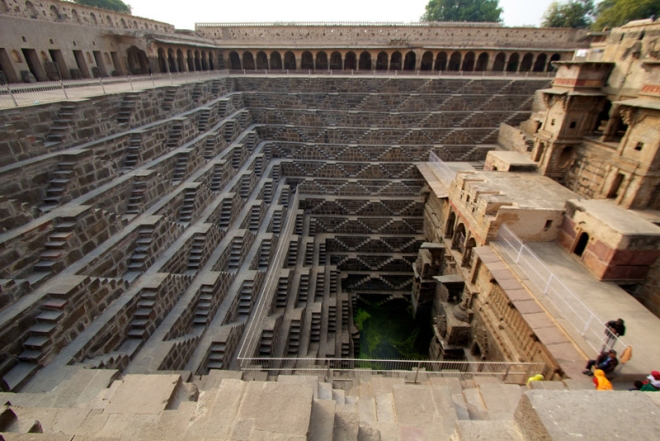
[354,297,432,360]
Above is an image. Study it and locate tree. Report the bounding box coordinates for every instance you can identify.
[542,0,595,29]
[421,0,503,22]
[592,0,660,30]
[73,0,132,14]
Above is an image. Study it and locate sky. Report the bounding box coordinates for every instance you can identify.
[127,0,559,31]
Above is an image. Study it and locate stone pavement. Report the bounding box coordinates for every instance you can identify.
[0,368,659,440]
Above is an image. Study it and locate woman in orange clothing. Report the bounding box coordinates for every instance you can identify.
[594,369,613,390]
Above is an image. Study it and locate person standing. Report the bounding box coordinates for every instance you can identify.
[604,318,625,350]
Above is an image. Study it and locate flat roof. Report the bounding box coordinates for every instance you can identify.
[569,199,660,236]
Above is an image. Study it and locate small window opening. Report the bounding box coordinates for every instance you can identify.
[551,119,556,126]
[574,232,589,257]
[634,142,643,151]
[569,121,577,129]
[544,220,553,231]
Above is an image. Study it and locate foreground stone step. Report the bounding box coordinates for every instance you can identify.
[451,420,523,441]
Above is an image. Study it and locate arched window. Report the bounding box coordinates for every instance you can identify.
[89,13,97,25]
[270,52,282,70]
[390,51,402,71]
[452,223,466,252]
[201,51,208,70]
[284,51,296,70]
[475,53,489,71]
[520,53,534,72]
[492,52,506,71]
[71,9,81,23]
[344,52,356,70]
[359,52,371,70]
[330,51,342,70]
[120,18,127,28]
[106,16,113,27]
[242,51,255,70]
[49,5,61,20]
[420,51,433,71]
[229,51,241,70]
[316,51,328,70]
[435,52,447,71]
[463,237,476,267]
[533,53,547,72]
[301,51,313,70]
[403,51,416,70]
[506,53,520,72]
[256,51,268,70]
[448,52,461,71]
[25,1,38,19]
[376,51,388,70]
[462,52,475,71]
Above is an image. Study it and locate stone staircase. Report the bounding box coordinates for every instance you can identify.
[117,92,140,124]
[122,131,143,168]
[40,161,76,211]
[45,104,75,143]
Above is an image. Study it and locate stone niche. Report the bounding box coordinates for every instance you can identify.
[484,151,538,172]
[412,243,446,316]
[557,199,660,281]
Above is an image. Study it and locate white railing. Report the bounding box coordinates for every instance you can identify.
[238,357,545,384]
[0,70,228,109]
[196,21,503,28]
[237,189,300,364]
[495,224,628,355]
[428,151,457,187]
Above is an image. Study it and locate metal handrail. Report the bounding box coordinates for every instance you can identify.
[428,151,457,187]
[237,189,300,365]
[495,224,628,355]
[196,21,503,28]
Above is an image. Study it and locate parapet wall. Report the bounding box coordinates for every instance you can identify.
[0,0,174,32]
[196,23,590,50]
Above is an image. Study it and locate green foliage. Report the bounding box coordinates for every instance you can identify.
[542,0,595,29]
[421,0,503,22]
[73,0,132,14]
[592,0,660,30]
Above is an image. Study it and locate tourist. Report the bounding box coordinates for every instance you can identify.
[604,318,625,349]
[526,374,544,386]
[593,369,613,390]
[631,371,660,392]
[583,349,618,376]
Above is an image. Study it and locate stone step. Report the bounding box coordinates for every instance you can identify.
[2,362,40,391]
[453,420,524,441]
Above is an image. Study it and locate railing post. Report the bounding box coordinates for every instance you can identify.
[515,242,524,263]
[413,361,422,384]
[543,274,553,294]
[60,78,69,99]
[128,75,134,90]
[5,83,19,107]
[169,71,173,85]
[98,76,106,94]
[582,314,594,337]
[503,364,511,382]
[150,73,155,88]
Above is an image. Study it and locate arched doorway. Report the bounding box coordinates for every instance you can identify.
[533,53,547,72]
[157,48,167,73]
[167,49,177,72]
[376,52,388,70]
[520,53,534,72]
[390,51,402,71]
[475,53,488,71]
[242,52,255,70]
[344,52,356,70]
[359,52,371,70]
[330,51,342,70]
[201,51,208,70]
[187,50,194,71]
[229,51,241,70]
[445,212,456,238]
[452,223,466,251]
[420,51,433,71]
[462,52,475,71]
[194,51,201,71]
[548,53,561,71]
[506,53,520,72]
[301,51,313,69]
[448,52,461,71]
[463,237,476,267]
[316,52,328,70]
[256,51,268,69]
[270,52,282,69]
[573,232,589,257]
[403,51,416,70]
[284,51,296,70]
[127,46,149,75]
[492,53,506,71]
[435,52,447,71]
[177,49,185,72]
